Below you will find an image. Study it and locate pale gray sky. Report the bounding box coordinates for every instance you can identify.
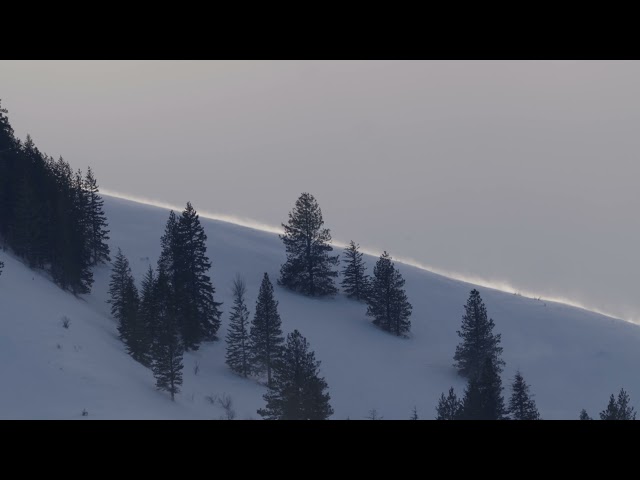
[1,60,638,321]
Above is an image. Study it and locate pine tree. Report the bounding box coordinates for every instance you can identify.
[249,273,284,386]
[278,192,339,297]
[508,371,540,420]
[0,260,4,277]
[600,388,636,420]
[151,268,183,401]
[436,387,463,420]
[340,240,370,301]
[225,275,252,377]
[107,249,140,357]
[599,394,619,420]
[410,406,419,420]
[11,173,47,268]
[453,289,505,379]
[158,210,179,275]
[139,265,159,363]
[459,357,507,420]
[257,329,333,420]
[366,251,412,336]
[579,409,592,420]
[83,167,110,265]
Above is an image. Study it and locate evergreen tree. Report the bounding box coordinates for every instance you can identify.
[139,265,159,361]
[459,357,507,420]
[453,289,505,379]
[436,387,463,420]
[151,268,183,401]
[340,240,370,301]
[257,329,333,420]
[0,260,4,277]
[107,249,139,354]
[173,202,222,349]
[249,273,284,386]
[579,409,592,420]
[225,275,252,377]
[158,210,179,275]
[278,192,339,297]
[366,251,412,336]
[410,406,419,420]
[600,388,636,420]
[83,167,110,265]
[11,173,47,268]
[508,371,540,420]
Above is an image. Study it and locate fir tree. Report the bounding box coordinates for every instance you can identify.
[453,289,505,379]
[436,387,463,420]
[158,210,179,275]
[139,265,159,362]
[600,388,636,420]
[366,251,412,336]
[508,371,540,420]
[83,167,110,265]
[0,260,4,277]
[225,275,252,377]
[579,409,592,420]
[278,192,339,297]
[340,240,370,301]
[459,357,507,420]
[107,249,140,357]
[249,273,284,386]
[257,329,333,420]
[173,202,222,349]
[410,406,419,420]
[151,268,183,401]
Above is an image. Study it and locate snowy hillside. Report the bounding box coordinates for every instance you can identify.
[2,194,640,419]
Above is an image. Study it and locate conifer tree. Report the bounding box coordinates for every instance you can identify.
[249,273,284,386]
[158,210,179,275]
[340,240,370,301]
[107,249,139,354]
[599,388,636,420]
[278,192,339,297]
[152,268,183,401]
[0,260,4,277]
[257,329,333,420]
[459,357,507,420]
[453,289,505,379]
[225,275,252,377]
[173,202,222,349]
[436,387,463,420]
[579,409,592,420]
[410,406,419,420]
[139,265,159,360]
[508,371,540,420]
[366,251,412,336]
[83,167,110,265]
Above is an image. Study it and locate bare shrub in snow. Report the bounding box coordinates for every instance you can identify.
[61,316,70,329]
[216,393,236,420]
[193,361,200,376]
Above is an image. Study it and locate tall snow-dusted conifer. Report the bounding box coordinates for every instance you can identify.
[278,192,339,297]
[508,371,540,420]
[340,240,370,301]
[152,267,183,401]
[139,265,159,358]
[83,167,110,265]
[453,289,504,379]
[225,275,252,377]
[366,251,412,336]
[436,387,463,420]
[249,273,284,386]
[257,329,333,420]
[579,409,592,420]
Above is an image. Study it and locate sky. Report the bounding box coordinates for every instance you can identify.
[0,60,638,322]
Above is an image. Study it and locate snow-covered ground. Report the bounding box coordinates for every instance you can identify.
[1,194,639,419]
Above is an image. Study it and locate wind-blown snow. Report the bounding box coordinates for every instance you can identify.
[1,194,639,419]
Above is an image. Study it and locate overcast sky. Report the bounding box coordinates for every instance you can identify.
[1,60,638,322]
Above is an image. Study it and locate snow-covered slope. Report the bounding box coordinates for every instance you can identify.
[1,194,640,419]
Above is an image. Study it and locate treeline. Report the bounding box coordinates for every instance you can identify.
[433,288,636,421]
[0,100,109,293]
